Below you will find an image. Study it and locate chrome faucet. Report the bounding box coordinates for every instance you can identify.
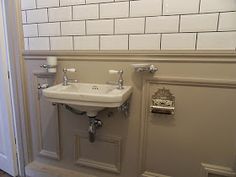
[63,68,78,86]
[107,69,124,90]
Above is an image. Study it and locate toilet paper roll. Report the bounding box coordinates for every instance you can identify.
[47,56,57,73]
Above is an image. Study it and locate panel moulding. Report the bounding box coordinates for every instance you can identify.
[201,163,236,177]
[33,72,61,160]
[138,76,236,177]
[74,132,121,173]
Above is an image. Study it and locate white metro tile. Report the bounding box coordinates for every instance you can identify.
[22,11,27,24]
[74,36,99,50]
[200,0,236,13]
[163,0,199,15]
[37,0,59,8]
[180,13,218,32]
[129,34,161,50]
[219,12,236,31]
[23,24,38,37]
[60,0,85,6]
[38,23,60,36]
[24,38,29,50]
[49,7,72,22]
[115,18,145,34]
[86,0,113,4]
[27,9,48,23]
[100,35,128,50]
[100,2,129,18]
[146,16,179,33]
[162,33,196,50]
[87,20,113,35]
[197,32,236,50]
[50,37,73,50]
[61,21,85,35]
[130,0,162,17]
[73,4,98,20]
[29,37,50,50]
[21,0,36,10]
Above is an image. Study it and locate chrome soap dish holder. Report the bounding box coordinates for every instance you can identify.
[40,64,57,72]
[132,63,158,73]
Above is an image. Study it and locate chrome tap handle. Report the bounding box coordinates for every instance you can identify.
[63,68,77,86]
[40,64,57,69]
[108,69,124,90]
[63,68,76,73]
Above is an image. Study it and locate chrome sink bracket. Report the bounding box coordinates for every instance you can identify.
[150,87,175,115]
[118,100,130,117]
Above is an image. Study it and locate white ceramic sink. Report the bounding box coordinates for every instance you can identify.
[43,83,132,117]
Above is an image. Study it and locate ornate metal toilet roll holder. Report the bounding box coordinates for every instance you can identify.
[150,87,175,115]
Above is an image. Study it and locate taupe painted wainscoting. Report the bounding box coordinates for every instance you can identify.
[23,51,236,177]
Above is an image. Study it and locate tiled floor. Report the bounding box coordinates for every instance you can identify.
[0,170,12,177]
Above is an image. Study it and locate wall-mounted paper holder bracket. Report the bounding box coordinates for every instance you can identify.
[150,88,175,115]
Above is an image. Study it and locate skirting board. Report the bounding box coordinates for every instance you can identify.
[25,161,96,177]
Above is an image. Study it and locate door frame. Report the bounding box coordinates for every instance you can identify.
[2,0,31,176]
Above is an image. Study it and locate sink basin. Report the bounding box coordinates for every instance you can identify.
[43,83,132,117]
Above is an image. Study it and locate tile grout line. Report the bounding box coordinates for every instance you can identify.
[128,0,131,17]
[35,0,37,8]
[195,32,198,50]
[71,6,73,20]
[36,23,39,37]
[160,33,162,50]
[60,22,62,38]
[22,2,236,13]
[85,20,87,35]
[198,0,202,13]
[25,10,28,23]
[49,36,51,50]
[216,12,220,31]
[128,34,130,50]
[113,19,115,35]
[161,0,164,15]
[98,4,100,19]
[144,17,146,34]
[27,37,30,50]
[24,30,236,39]
[99,35,101,50]
[178,15,181,33]
[24,11,235,25]
[72,36,75,50]
[46,8,49,22]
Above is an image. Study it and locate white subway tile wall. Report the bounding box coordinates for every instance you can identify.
[74,36,99,50]
[21,0,236,50]
[61,21,86,35]
[100,35,128,50]
[129,34,161,50]
[38,23,61,36]
[50,37,74,50]
[29,37,50,50]
[49,7,72,22]
[23,24,38,37]
[146,16,179,33]
[100,2,129,18]
[162,33,197,50]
